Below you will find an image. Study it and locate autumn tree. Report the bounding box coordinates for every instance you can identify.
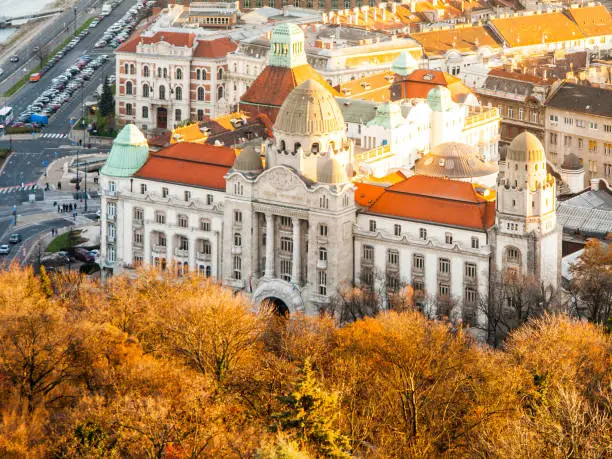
[569,239,612,326]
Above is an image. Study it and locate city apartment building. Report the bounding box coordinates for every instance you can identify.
[544,82,612,186]
[115,31,237,131]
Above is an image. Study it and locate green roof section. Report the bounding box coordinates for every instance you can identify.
[391,51,418,76]
[268,23,308,68]
[101,124,150,177]
[427,86,455,112]
[367,101,405,129]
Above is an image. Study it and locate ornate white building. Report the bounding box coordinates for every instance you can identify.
[100,79,560,328]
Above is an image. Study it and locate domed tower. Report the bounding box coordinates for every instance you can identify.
[391,51,418,77]
[268,23,308,68]
[560,153,584,194]
[101,124,149,178]
[427,86,463,148]
[494,132,559,288]
[266,79,353,182]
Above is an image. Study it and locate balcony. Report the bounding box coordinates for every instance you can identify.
[174,248,189,258]
[133,240,143,248]
[196,252,211,262]
[231,246,242,255]
[103,189,117,198]
[106,213,116,222]
[317,259,328,270]
[107,235,116,243]
[463,107,499,128]
[152,244,167,254]
[437,271,451,282]
[133,219,144,228]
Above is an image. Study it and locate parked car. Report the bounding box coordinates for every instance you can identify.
[74,247,94,263]
[9,55,19,63]
[9,233,21,244]
[0,245,9,255]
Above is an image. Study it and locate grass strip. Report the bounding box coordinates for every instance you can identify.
[46,230,86,252]
[4,17,95,97]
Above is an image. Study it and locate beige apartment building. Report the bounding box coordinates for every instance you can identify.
[544,82,612,187]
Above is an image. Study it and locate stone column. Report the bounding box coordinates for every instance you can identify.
[291,217,301,284]
[252,212,260,277]
[264,213,274,278]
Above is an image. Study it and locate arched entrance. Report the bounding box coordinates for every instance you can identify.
[262,296,290,317]
[157,107,168,129]
[252,278,305,314]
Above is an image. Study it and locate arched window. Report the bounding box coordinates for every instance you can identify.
[142,84,149,97]
[200,218,211,231]
[319,247,327,261]
[234,233,242,247]
[157,67,162,78]
[218,68,223,80]
[197,87,204,101]
[124,63,129,74]
[202,69,207,80]
[176,68,182,79]
[163,68,168,78]
[196,69,201,80]
[280,140,286,151]
[126,81,133,95]
[143,65,149,77]
[159,85,165,100]
[126,103,132,116]
[142,106,148,118]
[312,142,320,154]
[506,247,521,264]
[175,86,182,101]
[217,85,224,100]
[294,142,301,153]
[130,64,135,74]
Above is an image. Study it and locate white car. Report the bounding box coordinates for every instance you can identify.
[0,244,9,255]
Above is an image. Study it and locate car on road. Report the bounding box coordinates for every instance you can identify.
[33,45,40,52]
[9,233,21,244]
[29,73,41,82]
[74,248,94,263]
[89,20,99,28]
[9,55,19,63]
[95,40,107,48]
[0,245,9,255]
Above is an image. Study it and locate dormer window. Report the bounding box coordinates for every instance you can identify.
[312,143,320,154]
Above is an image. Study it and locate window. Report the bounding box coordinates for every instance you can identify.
[142,84,149,97]
[107,202,116,218]
[200,239,211,255]
[178,236,189,251]
[178,214,188,228]
[157,233,166,247]
[318,270,327,295]
[564,136,572,147]
[369,220,376,232]
[419,228,427,240]
[176,68,182,79]
[159,85,165,100]
[604,143,612,156]
[200,219,210,231]
[140,183,147,194]
[160,187,168,198]
[438,283,450,298]
[233,256,242,280]
[604,125,611,133]
[157,67,162,78]
[163,68,168,78]
[142,106,148,118]
[143,65,149,77]
[234,210,242,223]
[387,272,400,292]
[197,109,204,122]
[413,254,424,271]
[578,138,584,149]
[280,236,293,253]
[206,194,214,205]
[124,63,129,74]
[413,280,424,294]
[234,233,242,247]
[549,133,557,145]
[182,191,191,202]
[155,211,166,224]
[564,117,573,126]
[196,69,201,80]
[438,258,450,274]
[394,224,401,236]
[362,245,374,261]
[588,160,597,173]
[589,121,598,130]
[126,81,133,95]
[133,207,144,221]
[387,249,399,267]
[471,237,479,249]
[319,224,328,237]
[445,233,453,245]
[531,111,539,123]
[130,64,135,75]
[549,114,559,122]
[197,87,204,101]
[507,107,513,119]
[507,247,520,263]
[518,108,524,121]
[465,287,477,305]
[465,262,476,280]
[125,103,132,116]
[217,86,224,100]
[280,259,292,282]
[175,109,182,123]
[175,86,182,101]
[319,247,328,262]
[320,195,329,209]
[589,140,598,153]
[361,267,374,287]
[576,119,586,128]
[280,216,292,228]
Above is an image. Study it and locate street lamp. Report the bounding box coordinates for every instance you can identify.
[73,6,77,36]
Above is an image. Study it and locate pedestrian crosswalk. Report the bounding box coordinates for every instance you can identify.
[0,183,37,194]
[40,133,68,139]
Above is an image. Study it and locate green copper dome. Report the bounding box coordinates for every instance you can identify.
[391,51,418,76]
[427,86,454,112]
[367,101,405,129]
[101,124,149,177]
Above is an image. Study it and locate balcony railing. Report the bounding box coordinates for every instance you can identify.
[317,259,328,270]
[231,246,242,255]
[133,218,144,228]
[152,244,167,253]
[355,144,392,163]
[463,107,499,128]
[196,252,212,261]
[103,189,117,197]
[174,248,189,258]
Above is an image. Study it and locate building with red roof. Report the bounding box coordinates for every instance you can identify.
[115,31,236,132]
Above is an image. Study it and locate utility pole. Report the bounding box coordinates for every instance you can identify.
[73,6,77,36]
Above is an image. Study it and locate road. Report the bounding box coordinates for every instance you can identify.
[5,0,139,129]
[0,0,104,92]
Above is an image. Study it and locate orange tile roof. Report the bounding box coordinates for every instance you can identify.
[488,67,550,84]
[490,12,584,48]
[170,123,207,144]
[117,31,196,53]
[411,26,500,56]
[194,37,237,58]
[396,69,473,103]
[354,182,386,207]
[567,5,612,38]
[363,175,496,230]
[240,64,337,122]
[336,71,395,102]
[134,142,236,189]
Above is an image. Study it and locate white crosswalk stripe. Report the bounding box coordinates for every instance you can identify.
[0,183,37,194]
[40,133,68,139]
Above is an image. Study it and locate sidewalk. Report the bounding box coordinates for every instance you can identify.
[38,152,105,192]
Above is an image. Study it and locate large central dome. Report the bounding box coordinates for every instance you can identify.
[274,79,345,137]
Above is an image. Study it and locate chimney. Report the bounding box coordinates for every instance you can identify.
[391,2,397,13]
[410,0,416,12]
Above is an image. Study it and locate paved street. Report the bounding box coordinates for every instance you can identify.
[0,0,104,92]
